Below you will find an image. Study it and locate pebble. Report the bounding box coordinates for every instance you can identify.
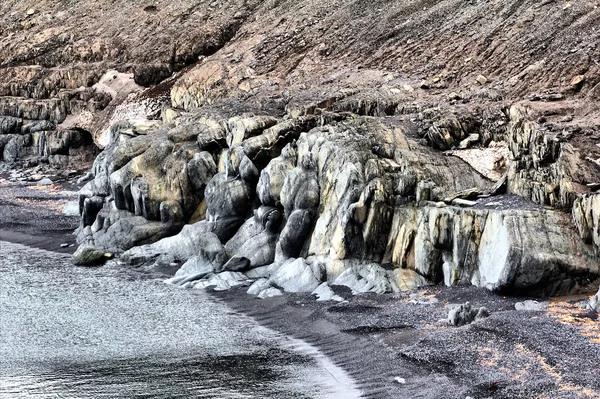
[36,177,53,186]
[515,300,548,311]
[60,243,69,248]
[394,377,406,384]
[476,74,488,85]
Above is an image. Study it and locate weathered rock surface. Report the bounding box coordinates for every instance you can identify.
[75,107,599,298]
[589,288,600,312]
[3,0,599,302]
[447,302,489,327]
[72,244,110,266]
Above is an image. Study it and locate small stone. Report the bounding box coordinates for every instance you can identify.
[448,302,489,326]
[458,133,480,149]
[403,84,415,92]
[571,75,585,87]
[258,287,283,298]
[448,92,461,100]
[73,245,108,266]
[476,74,488,85]
[419,80,430,89]
[60,243,69,248]
[394,377,407,384]
[484,201,502,207]
[36,177,53,186]
[26,8,36,16]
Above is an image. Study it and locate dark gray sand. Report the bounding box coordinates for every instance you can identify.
[0,172,80,254]
[212,286,600,399]
[0,242,360,399]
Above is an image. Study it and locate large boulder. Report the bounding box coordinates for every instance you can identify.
[269,258,324,293]
[120,225,227,269]
[332,262,393,294]
[73,244,111,266]
[221,206,282,271]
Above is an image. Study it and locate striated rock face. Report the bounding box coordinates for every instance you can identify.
[3,0,600,300]
[573,193,600,257]
[76,104,599,297]
[506,103,600,209]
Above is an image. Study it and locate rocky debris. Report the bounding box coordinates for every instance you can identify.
[72,244,112,266]
[447,302,489,327]
[120,226,227,270]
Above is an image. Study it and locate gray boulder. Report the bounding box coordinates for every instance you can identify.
[247,278,272,296]
[332,262,393,294]
[269,258,324,293]
[164,255,218,286]
[73,244,111,266]
[120,225,227,269]
[257,287,283,298]
[311,282,344,302]
[447,302,489,326]
[62,200,80,216]
[222,206,282,271]
[192,271,249,291]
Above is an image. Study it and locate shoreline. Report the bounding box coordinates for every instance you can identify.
[0,240,361,399]
[2,173,599,398]
[0,169,80,254]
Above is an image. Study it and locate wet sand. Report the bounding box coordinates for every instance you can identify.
[0,241,360,399]
[0,173,80,254]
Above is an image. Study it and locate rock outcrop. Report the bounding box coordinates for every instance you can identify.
[2,0,599,300]
[75,105,599,297]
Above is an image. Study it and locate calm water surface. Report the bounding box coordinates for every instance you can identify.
[0,241,360,398]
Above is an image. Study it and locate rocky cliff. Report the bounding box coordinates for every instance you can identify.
[1,0,600,300]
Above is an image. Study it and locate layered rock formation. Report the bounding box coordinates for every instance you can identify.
[2,0,600,299]
[76,99,600,296]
